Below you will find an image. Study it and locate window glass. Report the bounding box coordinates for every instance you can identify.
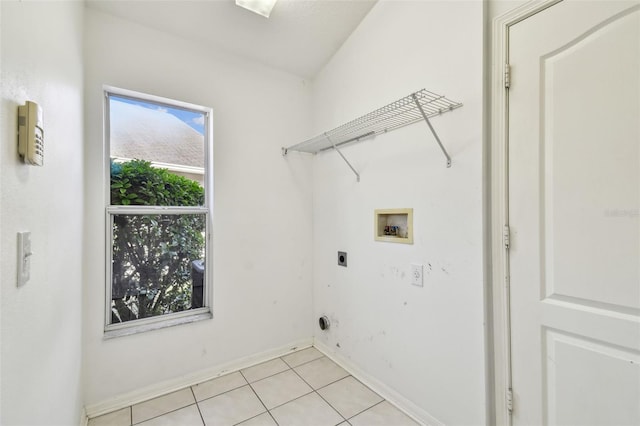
[106,89,211,329]
[111,213,206,322]
[109,95,206,205]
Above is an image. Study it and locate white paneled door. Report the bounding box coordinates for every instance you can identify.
[508,1,640,424]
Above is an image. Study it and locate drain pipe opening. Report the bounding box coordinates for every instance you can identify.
[319,316,330,331]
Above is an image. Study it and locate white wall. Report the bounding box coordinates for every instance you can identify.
[82,8,314,409]
[0,1,85,424]
[311,1,485,424]
[0,4,4,422]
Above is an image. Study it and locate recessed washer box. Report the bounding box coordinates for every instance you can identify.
[374,208,413,244]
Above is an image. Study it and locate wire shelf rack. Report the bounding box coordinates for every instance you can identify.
[282,89,462,173]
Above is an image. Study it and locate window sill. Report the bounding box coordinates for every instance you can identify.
[104,309,212,339]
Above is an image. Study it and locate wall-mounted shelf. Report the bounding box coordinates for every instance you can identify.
[282,89,462,181]
[374,208,413,244]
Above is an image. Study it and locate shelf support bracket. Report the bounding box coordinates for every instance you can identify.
[326,133,360,182]
[412,93,452,168]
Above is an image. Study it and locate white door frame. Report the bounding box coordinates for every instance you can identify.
[490,1,562,424]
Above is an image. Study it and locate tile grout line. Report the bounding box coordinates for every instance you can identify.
[320,375,385,421]
[240,369,280,426]
[190,386,207,426]
[312,349,419,425]
[188,367,344,421]
[131,402,199,425]
[231,410,277,426]
[110,350,307,423]
[313,390,347,425]
[252,358,323,412]
[192,379,248,404]
[312,388,348,426]
[241,358,292,385]
[346,399,387,422]
[127,387,199,425]
[92,349,321,424]
[261,388,317,412]
[288,362,348,424]
[193,363,336,406]
[245,359,325,415]
[194,356,306,407]
[289,360,389,424]
[101,349,379,426]
[280,351,325,369]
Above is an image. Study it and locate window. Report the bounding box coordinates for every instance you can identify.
[104,86,213,336]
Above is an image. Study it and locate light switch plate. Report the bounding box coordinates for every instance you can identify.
[17,231,32,287]
[411,263,423,287]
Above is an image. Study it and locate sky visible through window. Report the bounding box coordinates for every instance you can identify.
[111,95,205,135]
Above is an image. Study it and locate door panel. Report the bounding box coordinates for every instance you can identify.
[541,8,640,311]
[544,329,640,426]
[508,1,640,424]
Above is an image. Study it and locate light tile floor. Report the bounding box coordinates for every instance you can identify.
[88,347,419,426]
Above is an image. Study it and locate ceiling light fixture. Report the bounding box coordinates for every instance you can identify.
[235,0,278,18]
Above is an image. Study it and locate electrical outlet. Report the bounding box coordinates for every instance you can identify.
[338,251,347,267]
[411,263,423,287]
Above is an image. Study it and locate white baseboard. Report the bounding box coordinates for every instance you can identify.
[79,406,88,426]
[313,340,444,426]
[84,338,313,420]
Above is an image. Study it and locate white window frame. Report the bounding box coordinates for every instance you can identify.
[103,86,214,338]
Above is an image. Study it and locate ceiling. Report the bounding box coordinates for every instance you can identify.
[86,0,378,79]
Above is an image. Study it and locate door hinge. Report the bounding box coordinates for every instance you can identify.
[506,388,514,413]
[503,224,510,249]
[504,63,511,89]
